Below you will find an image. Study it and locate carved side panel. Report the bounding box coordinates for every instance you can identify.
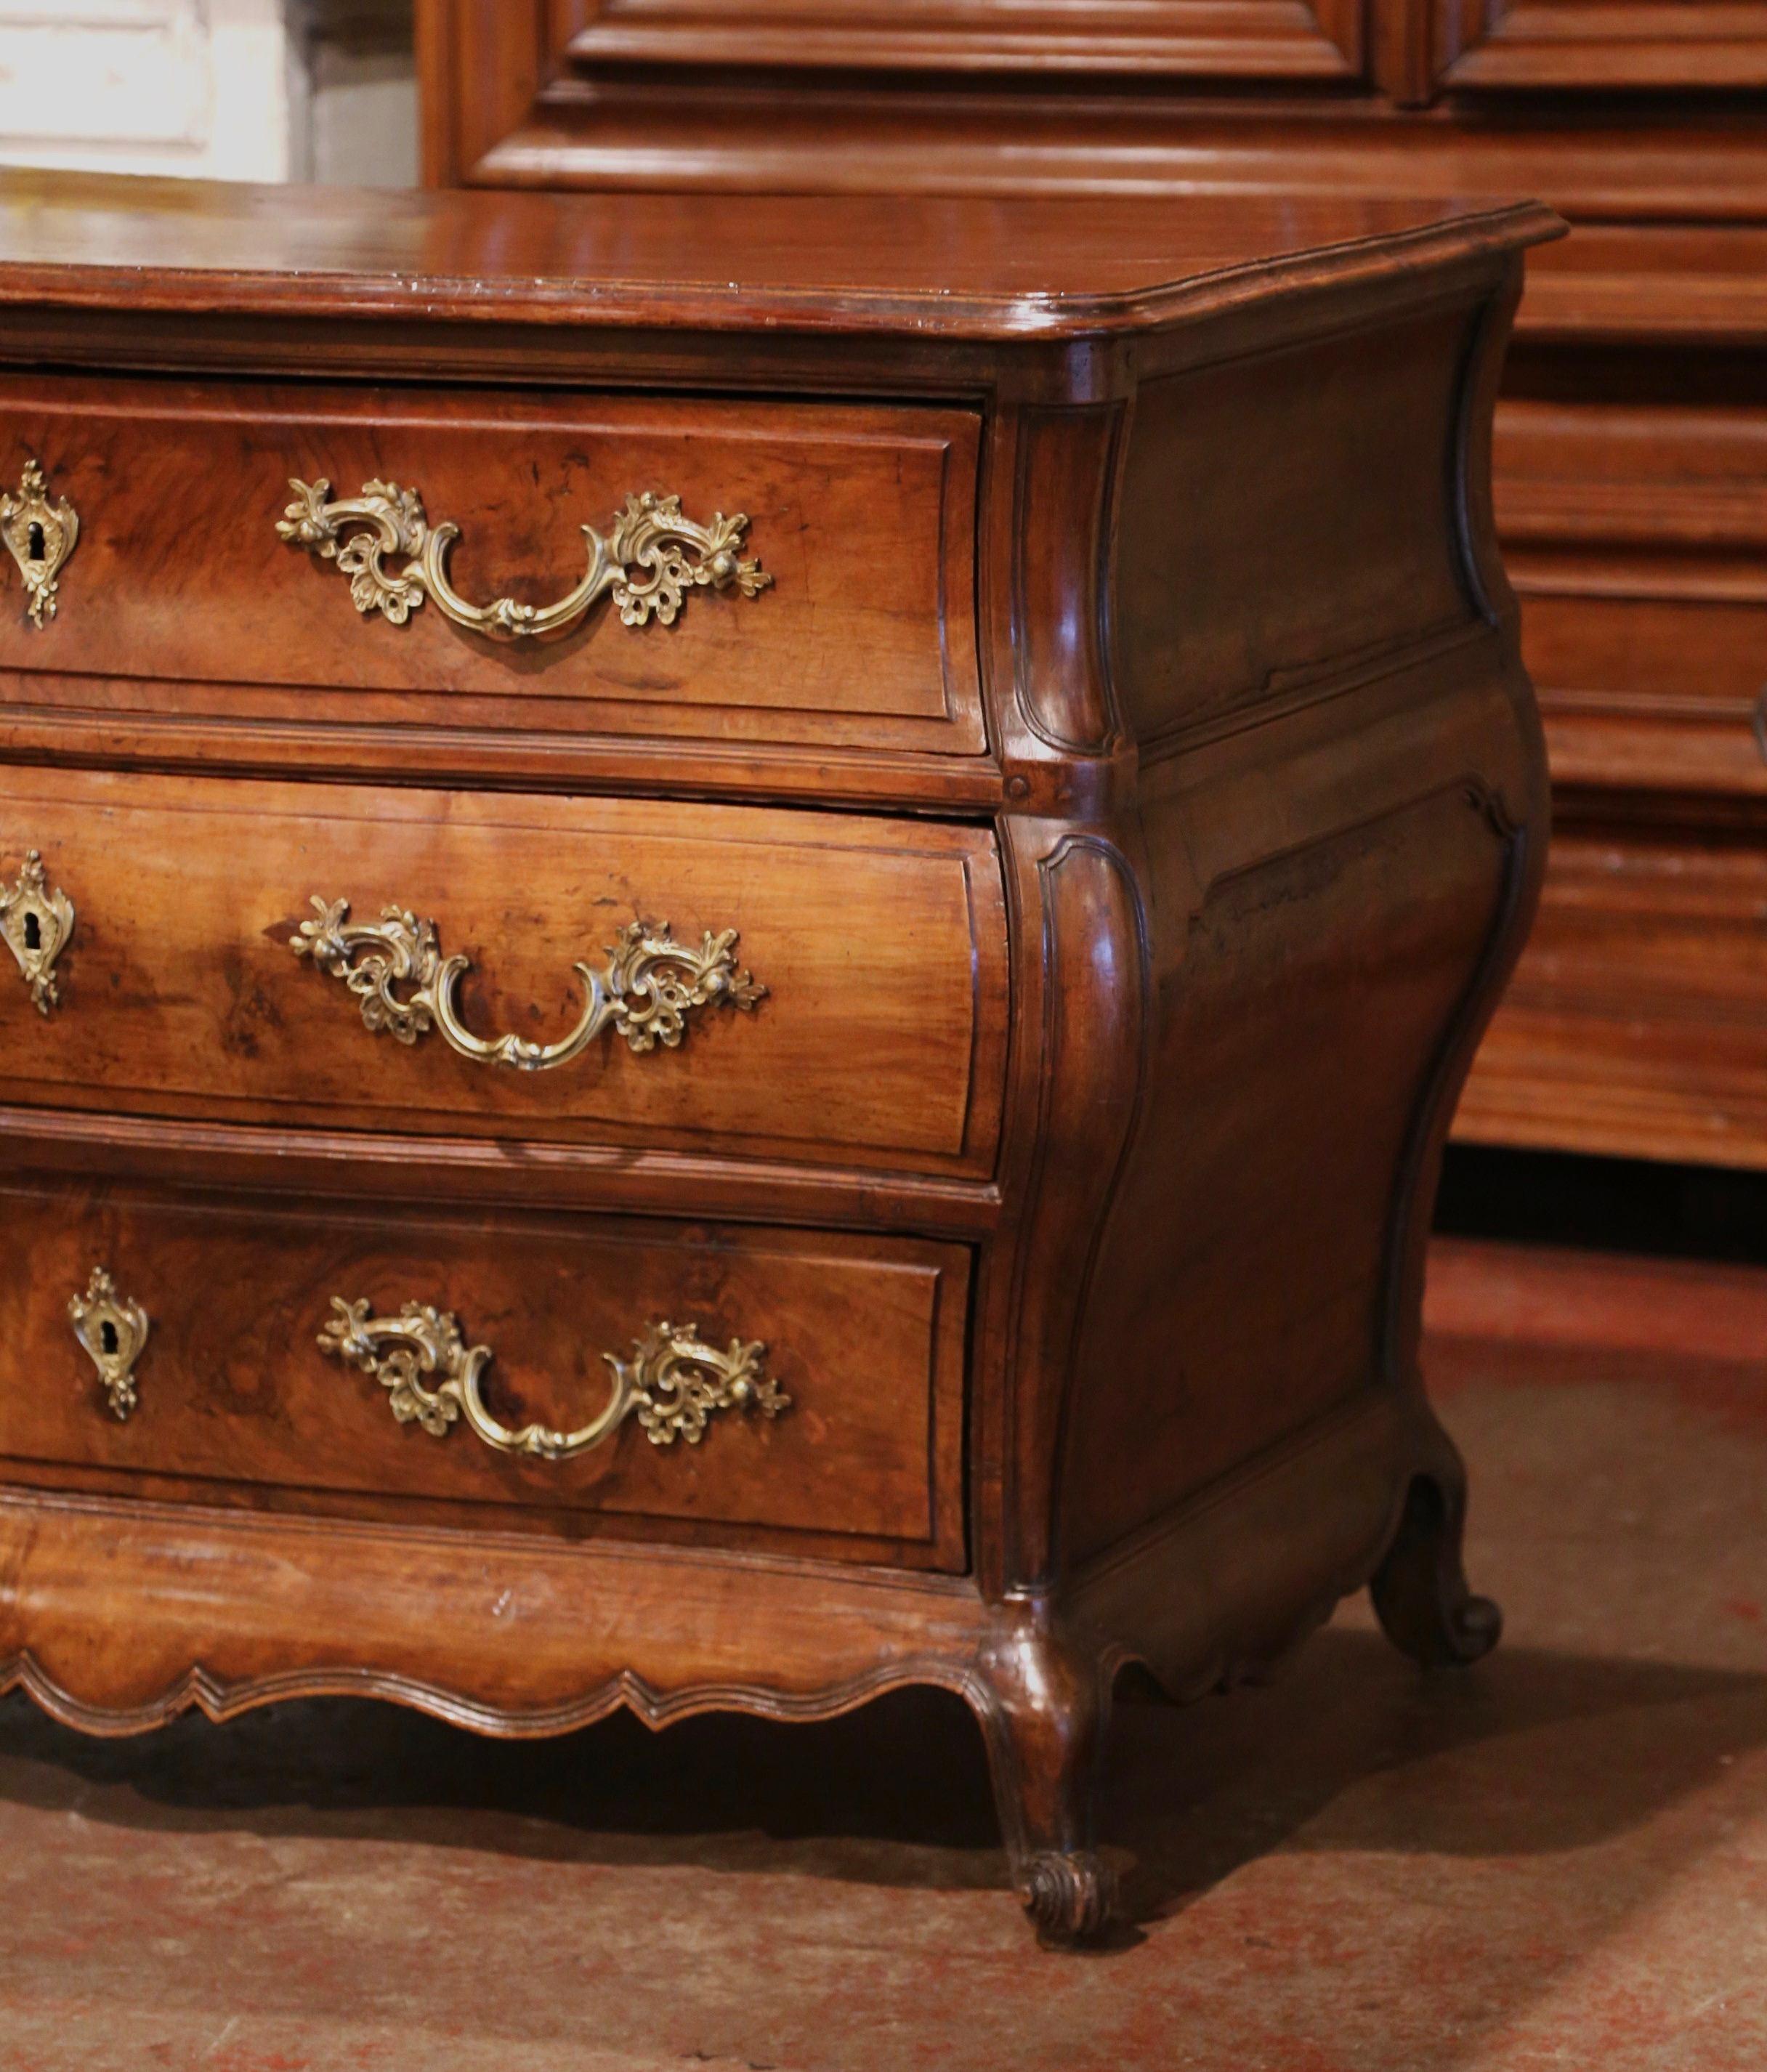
[1111,299,1491,753]
[1056,660,1536,1569]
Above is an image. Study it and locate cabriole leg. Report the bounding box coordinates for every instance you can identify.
[1370,1442,1503,1669]
[972,1605,1117,1946]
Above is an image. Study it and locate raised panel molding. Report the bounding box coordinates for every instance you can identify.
[1494,394,1767,801]
[1460,826,1767,1167]
[563,0,1366,81]
[1438,0,1767,90]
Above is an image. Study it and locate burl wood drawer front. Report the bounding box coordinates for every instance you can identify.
[0,1184,969,1567]
[0,769,1006,1175]
[0,377,983,755]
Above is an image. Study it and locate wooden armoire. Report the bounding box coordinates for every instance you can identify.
[417,0,1767,1172]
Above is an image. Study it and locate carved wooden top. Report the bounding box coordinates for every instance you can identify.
[0,169,1558,346]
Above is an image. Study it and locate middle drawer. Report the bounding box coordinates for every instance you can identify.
[0,768,1006,1175]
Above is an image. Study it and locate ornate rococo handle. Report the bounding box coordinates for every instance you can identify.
[291,899,763,1070]
[276,479,771,640]
[318,1298,789,1461]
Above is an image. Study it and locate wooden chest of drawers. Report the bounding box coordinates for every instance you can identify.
[0,171,1556,1943]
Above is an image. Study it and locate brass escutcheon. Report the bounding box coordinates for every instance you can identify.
[1,460,78,628]
[70,1268,150,1421]
[0,849,74,1013]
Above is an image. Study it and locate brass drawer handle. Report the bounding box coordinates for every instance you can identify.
[277,479,770,641]
[70,1267,149,1421]
[291,899,763,1070]
[1,459,78,629]
[318,1298,789,1460]
[0,849,74,1014]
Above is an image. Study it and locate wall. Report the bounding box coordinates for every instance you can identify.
[0,0,417,184]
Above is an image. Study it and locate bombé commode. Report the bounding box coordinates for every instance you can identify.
[0,172,1558,1943]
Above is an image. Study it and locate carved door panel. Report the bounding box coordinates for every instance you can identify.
[1436,0,1767,89]
[562,0,1367,82]
[423,0,1375,186]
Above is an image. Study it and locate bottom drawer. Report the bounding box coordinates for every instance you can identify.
[0,1183,969,1570]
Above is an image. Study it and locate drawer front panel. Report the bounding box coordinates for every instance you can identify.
[0,379,984,755]
[0,769,1006,1174]
[0,1183,969,1567]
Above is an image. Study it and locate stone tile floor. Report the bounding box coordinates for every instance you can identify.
[0,1238,1763,2069]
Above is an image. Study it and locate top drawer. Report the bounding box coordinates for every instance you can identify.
[0,378,984,757]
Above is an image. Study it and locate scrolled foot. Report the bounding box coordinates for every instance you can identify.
[1370,1470,1502,1669]
[974,1603,1118,1948]
[1440,1588,1503,1664]
[1019,1849,1118,1947]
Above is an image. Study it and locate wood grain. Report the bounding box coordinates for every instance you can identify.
[0,1492,990,1731]
[0,1182,969,1568]
[0,377,984,757]
[1439,0,1767,91]
[1062,774,1517,1562]
[0,767,1007,1176]
[562,0,1366,78]
[1457,821,1767,1167]
[1457,388,1767,1161]
[0,176,1550,1943]
[1112,304,1482,748]
[0,169,1557,348]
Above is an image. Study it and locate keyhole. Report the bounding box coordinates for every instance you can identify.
[99,1319,118,1357]
[22,910,40,951]
[25,522,43,564]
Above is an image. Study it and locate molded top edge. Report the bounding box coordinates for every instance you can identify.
[0,172,1563,346]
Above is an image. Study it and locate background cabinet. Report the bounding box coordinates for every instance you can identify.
[417,0,1767,1171]
[1431,0,1767,92]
